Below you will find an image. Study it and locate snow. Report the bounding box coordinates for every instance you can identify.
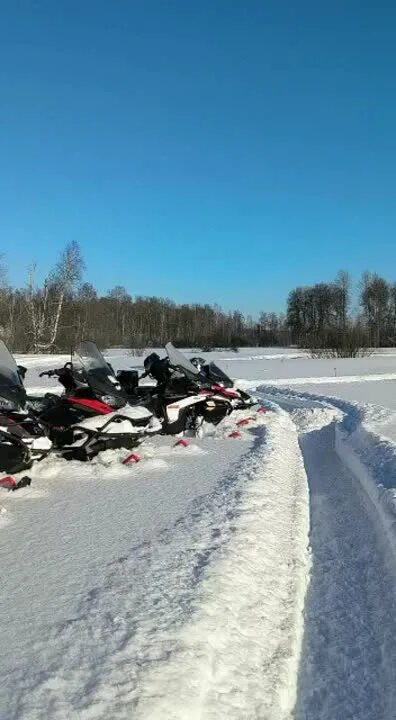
[1,347,396,719]
[127,407,309,720]
[1,434,251,718]
[254,372,396,385]
[297,422,396,719]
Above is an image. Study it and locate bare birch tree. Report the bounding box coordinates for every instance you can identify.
[25,241,85,351]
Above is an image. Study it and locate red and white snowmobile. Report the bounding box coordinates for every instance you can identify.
[35,340,161,461]
[0,340,160,474]
[189,354,258,410]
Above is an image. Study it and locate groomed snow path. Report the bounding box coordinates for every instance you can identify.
[287,404,396,720]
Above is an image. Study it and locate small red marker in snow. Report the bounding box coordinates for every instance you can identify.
[0,476,16,489]
[228,431,241,438]
[122,452,141,465]
[236,418,250,427]
[174,438,189,448]
[256,407,267,414]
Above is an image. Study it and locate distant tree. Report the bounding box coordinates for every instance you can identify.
[335,270,351,330]
[288,271,358,352]
[77,282,97,302]
[25,241,85,351]
[360,272,390,346]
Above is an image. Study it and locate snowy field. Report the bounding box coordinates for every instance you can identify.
[1,347,396,719]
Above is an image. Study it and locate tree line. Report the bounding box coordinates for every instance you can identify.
[287,270,396,355]
[0,242,289,351]
[0,243,394,354]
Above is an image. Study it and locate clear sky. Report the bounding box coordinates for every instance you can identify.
[1,1,395,315]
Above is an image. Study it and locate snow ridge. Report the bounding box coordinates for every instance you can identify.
[254,384,396,562]
[239,373,396,387]
[296,422,396,720]
[252,384,396,719]
[131,407,309,720]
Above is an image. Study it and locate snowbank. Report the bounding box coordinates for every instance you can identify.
[239,372,396,387]
[131,406,310,720]
[254,385,396,565]
[335,408,396,563]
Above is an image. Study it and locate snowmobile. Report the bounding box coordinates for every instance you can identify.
[0,340,160,473]
[33,341,160,460]
[189,355,257,410]
[126,343,238,435]
[0,340,51,474]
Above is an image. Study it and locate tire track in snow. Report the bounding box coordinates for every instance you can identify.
[9,409,310,720]
[283,403,396,720]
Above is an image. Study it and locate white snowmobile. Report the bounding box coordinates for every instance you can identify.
[133,343,239,435]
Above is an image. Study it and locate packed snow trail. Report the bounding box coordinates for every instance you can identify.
[247,388,396,718]
[289,410,396,720]
[1,409,309,720]
[130,409,309,720]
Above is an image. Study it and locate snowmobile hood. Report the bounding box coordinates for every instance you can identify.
[118,405,153,420]
[0,340,27,411]
[73,341,128,405]
[73,405,153,433]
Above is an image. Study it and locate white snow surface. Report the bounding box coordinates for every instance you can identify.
[1,347,396,719]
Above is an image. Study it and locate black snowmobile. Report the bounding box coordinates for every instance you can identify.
[0,340,159,473]
[117,343,236,435]
[0,340,49,474]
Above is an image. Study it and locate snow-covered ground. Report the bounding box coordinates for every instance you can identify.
[2,347,396,719]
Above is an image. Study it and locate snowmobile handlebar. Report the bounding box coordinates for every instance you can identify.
[39,362,74,378]
[39,370,59,378]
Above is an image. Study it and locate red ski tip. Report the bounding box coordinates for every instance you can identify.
[256,406,267,414]
[228,431,241,438]
[174,438,189,447]
[122,452,141,465]
[0,475,16,489]
[236,418,250,427]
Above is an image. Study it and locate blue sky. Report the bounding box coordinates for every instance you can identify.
[1,1,396,315]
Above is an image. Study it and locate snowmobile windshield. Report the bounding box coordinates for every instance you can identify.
[73,341,127,402]
[0,340,27,410]
[165,343,201,382]
[206,362,234,388]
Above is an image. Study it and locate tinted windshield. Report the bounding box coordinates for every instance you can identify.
[207,362,234,387]
[165,343,200,381]
[74,341,113,373]
[0,340,26,409]
[73,341,126,400]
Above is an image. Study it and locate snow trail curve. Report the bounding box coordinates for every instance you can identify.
[293,418,396,720]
